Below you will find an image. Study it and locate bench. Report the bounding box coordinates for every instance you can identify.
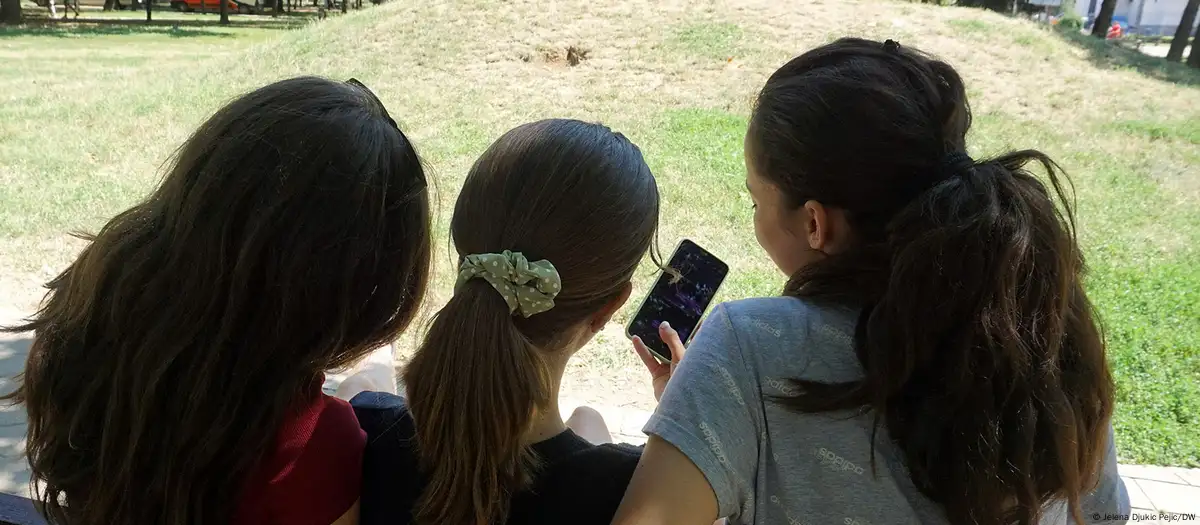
[0,493,47,525]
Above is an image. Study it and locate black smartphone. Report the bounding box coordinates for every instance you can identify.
[626,239,729,362]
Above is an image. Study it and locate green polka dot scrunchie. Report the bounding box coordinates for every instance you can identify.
[456,250,561,318]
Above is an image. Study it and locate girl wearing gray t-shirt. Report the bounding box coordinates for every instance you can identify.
[613,38,1129,525]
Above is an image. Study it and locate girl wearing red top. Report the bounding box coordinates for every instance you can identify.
[3,76,432,525]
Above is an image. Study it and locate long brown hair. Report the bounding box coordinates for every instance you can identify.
[2,76,432,525]
[748,39,1114,524]
[403,119,659,525]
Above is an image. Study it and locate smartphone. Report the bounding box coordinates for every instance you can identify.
[626,239,729,363]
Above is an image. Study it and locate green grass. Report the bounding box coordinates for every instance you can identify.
[664,22,745,60]
[1,0,1198,466]
[0,23,280,239]
[1094,256,1200,465]
[635,108,777,305]
[948,18,991,34]
[1051,25,1200,87]
[1110,119,1200,145]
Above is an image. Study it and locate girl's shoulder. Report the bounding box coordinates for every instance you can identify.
[513,434,642,525]
[699,296,862,383]
[349,391,423,525]
[350,390,413,441]
[234,391,366,525]
[719,295,813,320]
[713,296,856,343]
[277,392,367,456]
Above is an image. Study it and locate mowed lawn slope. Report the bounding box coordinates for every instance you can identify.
[1,0,1197,465]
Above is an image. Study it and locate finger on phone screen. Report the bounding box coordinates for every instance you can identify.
[658,322,687,363]
[632,336,662,372]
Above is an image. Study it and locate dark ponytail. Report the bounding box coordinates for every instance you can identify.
[403,119,659,525]
[404,281,551,525]
[750,39,1114,525]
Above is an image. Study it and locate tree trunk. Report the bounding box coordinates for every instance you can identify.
[145,0,153,21]
[103,0,116,10]
[340,0,345,15]
[273,0,279,16]
[219,0,228,23]
[1188,23,1200,67]
[1091,0,1118,37]
[1167,0,1200,61]
[0,0,20,25]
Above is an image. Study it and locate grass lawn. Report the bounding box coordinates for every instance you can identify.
[1,0,1198,466]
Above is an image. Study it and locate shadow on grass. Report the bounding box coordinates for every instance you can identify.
[1052,27,1200,87]
[0,15,312,37]
[0,23,234,37]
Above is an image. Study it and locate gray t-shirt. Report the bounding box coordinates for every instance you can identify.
[644,297,1130,525]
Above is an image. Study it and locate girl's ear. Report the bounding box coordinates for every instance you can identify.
[591,282,633,333]
[802,200,853,255]
[802,200,830,251]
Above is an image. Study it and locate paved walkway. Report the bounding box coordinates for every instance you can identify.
[1119,464,1200,521]
[0,313,33,496]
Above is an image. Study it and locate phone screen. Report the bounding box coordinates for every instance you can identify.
[627,240,729,362]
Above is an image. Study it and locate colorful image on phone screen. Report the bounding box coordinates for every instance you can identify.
[627,240,728,362]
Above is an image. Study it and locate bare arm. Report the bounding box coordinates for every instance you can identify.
[330,499,360,525]
[334,344,397,401]
[611,435,718,525]
[619,314,748,522]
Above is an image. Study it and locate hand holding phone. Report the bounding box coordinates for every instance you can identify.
[632,321,687,402]
[626,239,728,363]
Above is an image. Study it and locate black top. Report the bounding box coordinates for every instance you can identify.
[350,391,643,525]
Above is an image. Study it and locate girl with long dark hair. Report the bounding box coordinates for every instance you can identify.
[613,38,1129,525]
[4,76,432,525]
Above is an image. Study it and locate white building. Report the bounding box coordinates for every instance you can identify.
[1076,0,1200,36]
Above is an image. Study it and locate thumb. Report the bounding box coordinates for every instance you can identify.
[658,321,687,365]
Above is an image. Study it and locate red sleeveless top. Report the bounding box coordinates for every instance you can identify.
[232,378,366,525]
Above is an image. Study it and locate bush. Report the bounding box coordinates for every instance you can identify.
[1058,13,1084,30]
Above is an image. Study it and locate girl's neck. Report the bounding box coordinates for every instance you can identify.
[523,352,569,444]
[526,399,566,444]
